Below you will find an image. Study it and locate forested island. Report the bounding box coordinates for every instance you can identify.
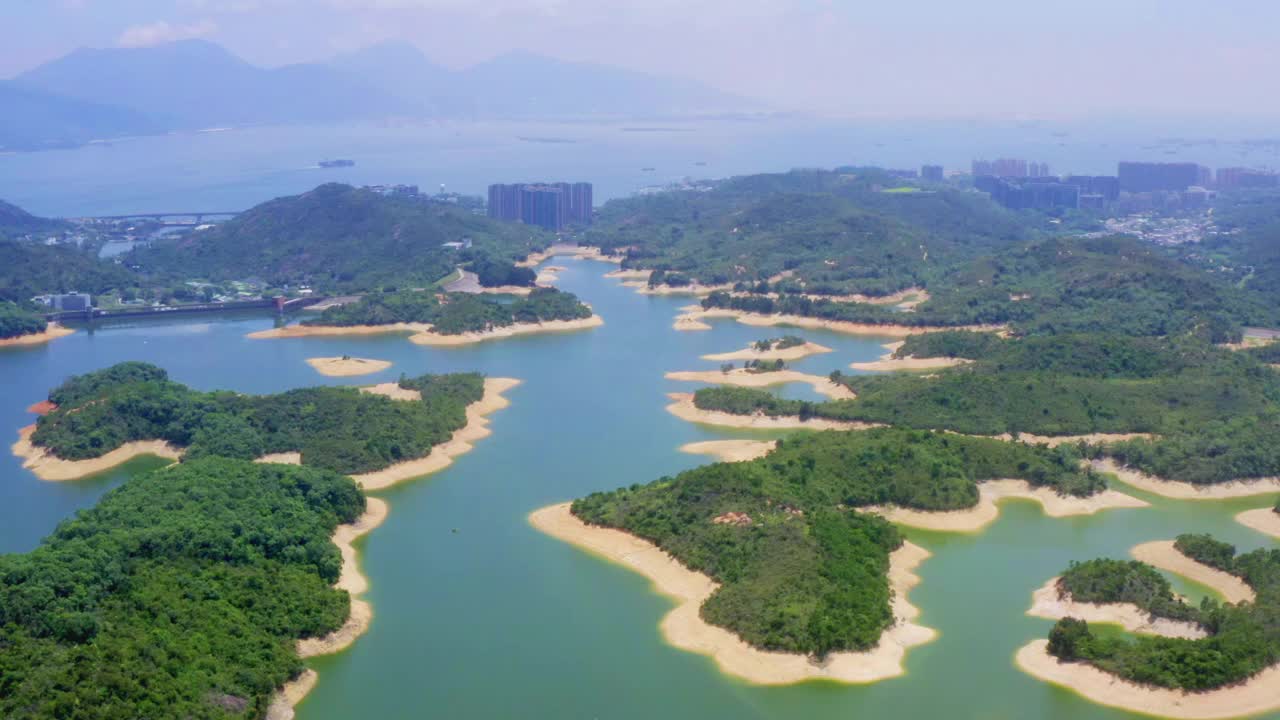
[0,458,365,719]
[1021,534,1280,717]
[302,287,592,334]
[538,428,1110,680]
[21,362,485,477]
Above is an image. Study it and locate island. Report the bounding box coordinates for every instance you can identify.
[532,427,1134,684]
[1017,534,1280,718]
[700,335,833,362]
[305,356,392,377]
[13,361,516,489]
[249,287,601,346]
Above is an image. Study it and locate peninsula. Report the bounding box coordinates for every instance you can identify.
[1018,534,1280,719]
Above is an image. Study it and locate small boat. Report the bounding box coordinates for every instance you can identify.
[319,159,355,168]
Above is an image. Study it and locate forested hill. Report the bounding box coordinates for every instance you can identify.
[0,240,137,304]
[0,198,69,240]
[128,184,553,292]
[583,168,1034,296]
[0,458,364,718]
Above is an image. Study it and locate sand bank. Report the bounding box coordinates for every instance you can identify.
[673,308,1002,338]
[270,496,388,719]
[254,452,302,465]
[0,323,75,348]
[351,378,520,491]
[603,269,652,280]
[665,392,880,431]
[1015,640,1280,720]
[1026,577,1206,639]
[407,315,603,346]
[1236,508,1280,539]
[679,439,777,463]
[359,383,421,402]
[701,341,833,362]
[305,356,392,377]
[529,502,936,685]
[248,322,430,340]
[12,425,182,482]
[866,479,1148,533]
[535,265,566,284]
[1094,458,1280,500]
[849,341,973,372]
[1131,541,1255,604]
[665,368,855,400]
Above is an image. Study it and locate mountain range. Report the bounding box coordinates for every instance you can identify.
[1,40,761,151]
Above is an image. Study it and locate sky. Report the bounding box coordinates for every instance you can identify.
[4,0,1280,120]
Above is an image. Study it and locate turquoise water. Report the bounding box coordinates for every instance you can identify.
[0,258,1275,719]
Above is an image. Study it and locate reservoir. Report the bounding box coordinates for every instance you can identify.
[0,257,1274,719]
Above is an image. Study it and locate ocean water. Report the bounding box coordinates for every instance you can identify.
[2,116,1279,217]
[0,260,1274,719]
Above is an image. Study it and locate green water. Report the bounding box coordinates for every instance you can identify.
[1,258,1275,719]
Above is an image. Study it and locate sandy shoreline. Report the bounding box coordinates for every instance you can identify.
[849,341,973,372]
[529,502,937,685]
[664,392,880,431]
[1026,577,1206,639]
[305,356,391,377]
[701,341,833,362]
[248,322,431,340]
[359,382,421,402]
[1015,640,1280,720]
[269,496,389,719]
[518,244,623,267]
[1131,541,1255,604]
[11,425,183,481]
[0,324,75,348]
[678,439,777,463]
[665,368,855,400]
[672,308,1002,338]
[351,377,520,490]
[407,316,603,346]
[1235,508,1280,539]
[1094,458,1280,500]
[866,479,1148,533]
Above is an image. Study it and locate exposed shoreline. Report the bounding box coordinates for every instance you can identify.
[0,323,75,348]
[351,377,520,490]
[518,244,623,268]
[268,496,389,719]
[12,379,518,487]
[1235,508,1280,539]
[664,392,880,431]
[406,316,603,347]
[1094,458,1280,500]
[305,356,392,377]
[865,479,1148,533]
[1015,640,1280,720]
[678,439,777,463]
[1130,541,1255,604]
[248,322,431,340]
[849,341,973,372]
[700,341,833,362]
[528,502,937,685]
[672,307,1003,337]
[1025,576,1206,639]
[665,368,855,400]
[11,425,182,481]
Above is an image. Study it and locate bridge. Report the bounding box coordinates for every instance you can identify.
[84,211,242,225]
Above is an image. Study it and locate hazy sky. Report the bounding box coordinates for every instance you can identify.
[5,0,1280,119]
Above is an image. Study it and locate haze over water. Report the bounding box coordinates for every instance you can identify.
[1,258,1274,719]
[3,117,1279,217]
